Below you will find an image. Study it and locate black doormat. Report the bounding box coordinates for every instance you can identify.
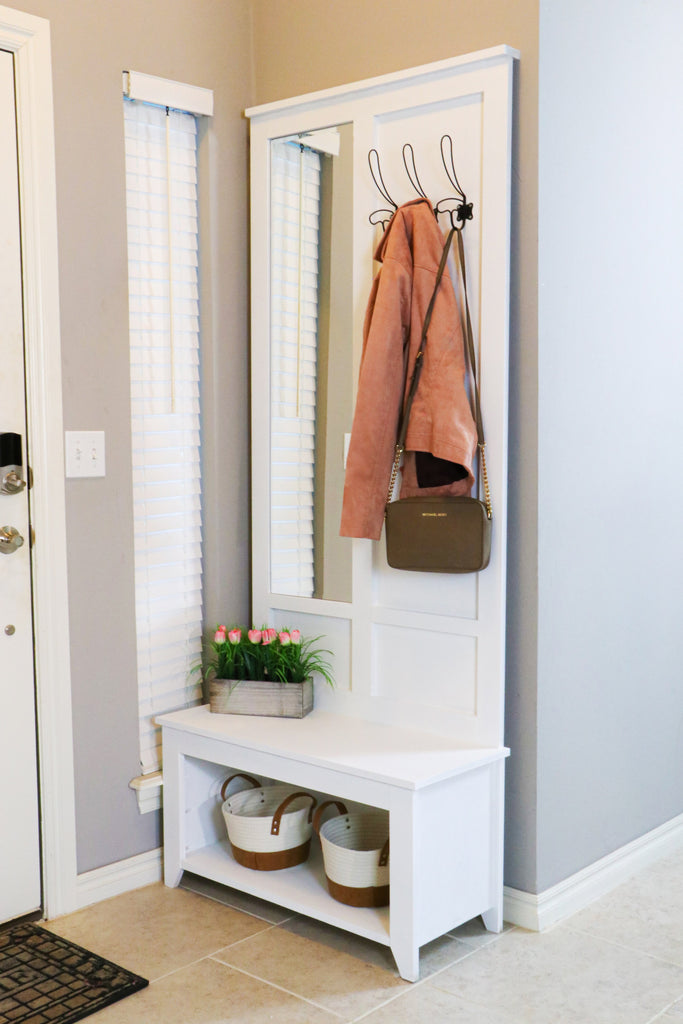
[0,922,148,1024]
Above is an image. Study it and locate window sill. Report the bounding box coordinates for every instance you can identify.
[129,770,163,814]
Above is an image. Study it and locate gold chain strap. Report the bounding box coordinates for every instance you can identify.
[479,442,492,520]
[385,444,404,514]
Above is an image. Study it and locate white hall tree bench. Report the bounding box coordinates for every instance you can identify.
[161,46,516,983]
[160,706,507,983]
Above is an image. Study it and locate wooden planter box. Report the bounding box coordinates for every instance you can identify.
[209,677,313,719]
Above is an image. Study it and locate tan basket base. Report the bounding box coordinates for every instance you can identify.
[326,876,390,908]
[230,839,311,871]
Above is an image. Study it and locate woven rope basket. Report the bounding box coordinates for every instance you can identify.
[221,774,317,870]
[314,800,390,907]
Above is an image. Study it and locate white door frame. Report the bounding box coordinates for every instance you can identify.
[0,5,77,917]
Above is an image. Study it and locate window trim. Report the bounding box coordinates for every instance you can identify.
[122,70,213,117]
[123,76,213,809]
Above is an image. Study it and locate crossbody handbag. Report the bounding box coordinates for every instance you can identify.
[384,226,492,573]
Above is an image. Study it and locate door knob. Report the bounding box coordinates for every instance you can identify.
[0,526,24,554]
[1,470,26,495]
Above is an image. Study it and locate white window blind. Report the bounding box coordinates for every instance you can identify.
[123,98,203,774]
[270,140,321,598]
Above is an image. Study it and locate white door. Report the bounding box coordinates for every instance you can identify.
[0,46,42,923]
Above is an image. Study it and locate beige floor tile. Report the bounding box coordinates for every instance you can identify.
[84,957,339,1023]
[430,924,683,1024]
[43,883,270,981]
[282,913,472,978]
[180,871,295,924]
[214,922,407,1019]
[664,993,683,1017]
[565,849,683,966]
[360,982,524,1024]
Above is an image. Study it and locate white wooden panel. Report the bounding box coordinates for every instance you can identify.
[373,537,478,620]
[366,82,494,737]
[373,93,483,342]
[373,624,477,712]
[267,606,351,693]
[409,768,493,945]
[183,756,227,853]
[249,47,514,747]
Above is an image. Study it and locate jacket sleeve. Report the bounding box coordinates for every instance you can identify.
[340,255,411,540]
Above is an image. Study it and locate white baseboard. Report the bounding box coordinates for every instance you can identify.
[65,848,163,914]
[504,811,683,932]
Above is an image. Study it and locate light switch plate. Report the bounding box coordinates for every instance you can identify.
[65,431,105,478]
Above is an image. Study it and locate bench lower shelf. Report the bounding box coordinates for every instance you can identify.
[183,839,391,946]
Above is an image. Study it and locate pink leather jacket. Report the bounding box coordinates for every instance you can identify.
[340,199,477,541]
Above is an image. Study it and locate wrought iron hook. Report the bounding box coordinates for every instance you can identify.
[435,134,473,230]
[368,149,397,207]
[401,143,428,201]
[369,208,395,231]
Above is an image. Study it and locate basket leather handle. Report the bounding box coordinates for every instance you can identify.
[312,799,348,836]
[270,792,317,835]
[220,773,260,802]
[378,837,390,867]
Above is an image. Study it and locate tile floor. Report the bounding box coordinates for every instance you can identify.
[43,847,683,1023]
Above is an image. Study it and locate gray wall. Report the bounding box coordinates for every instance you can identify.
[12,0,253,872]
[536,0,683,891]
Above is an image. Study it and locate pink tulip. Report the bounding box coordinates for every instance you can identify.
[265,627,278,643]
[227,628,241,644]
[248,629,262,643]
[278,631,291,645]
[261,633,273,646]
[214,626,227,643]
[290,629,301,644]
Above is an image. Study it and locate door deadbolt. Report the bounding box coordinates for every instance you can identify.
[0,526,24,554]
[0,433,26,494]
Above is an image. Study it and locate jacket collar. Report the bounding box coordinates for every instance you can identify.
[374,198,434,263]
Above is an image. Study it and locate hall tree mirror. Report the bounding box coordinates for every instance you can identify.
[268,124,354,603]
[247,48,516,744]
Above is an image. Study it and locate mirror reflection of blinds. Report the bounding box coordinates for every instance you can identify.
[270,141,321,598]
[123,99,203,774]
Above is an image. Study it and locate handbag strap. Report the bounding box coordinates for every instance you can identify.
[385,227,455,507]
[453,228,491,521]
[385,225,492,520]
[395,226,456,451]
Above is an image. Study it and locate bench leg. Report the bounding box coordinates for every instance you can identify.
[482,758,505,933]
[161,737,184,888]
[482,902,503,933]
[389,791,420,981]
[392,938,420,983]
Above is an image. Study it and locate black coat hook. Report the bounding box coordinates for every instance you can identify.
[435,134,473,230]
[368,148,397,227]
[402,143,428,201]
